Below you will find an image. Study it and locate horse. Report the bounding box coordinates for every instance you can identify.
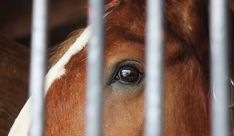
[0,34,29,136]
[9,0,234,135]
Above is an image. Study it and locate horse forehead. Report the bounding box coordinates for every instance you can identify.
[105,0,207,44]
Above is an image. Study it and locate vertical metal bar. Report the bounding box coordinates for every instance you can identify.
[29,0,48,135]
[86,0,104,136]
[210,0,230,136]
[145,0,164,136]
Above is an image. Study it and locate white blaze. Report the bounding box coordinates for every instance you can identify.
[8,27,90,136]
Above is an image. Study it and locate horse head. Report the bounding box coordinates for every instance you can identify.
[10,0,234,135]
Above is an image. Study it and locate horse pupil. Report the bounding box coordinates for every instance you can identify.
[119,66,139,83]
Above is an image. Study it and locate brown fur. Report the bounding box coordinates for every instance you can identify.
[45,0,234,135]
[0,34,29,136]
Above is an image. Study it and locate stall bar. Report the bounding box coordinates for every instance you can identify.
[86,0,105,136]
[29,0,48,135]
[210,0,230,136]
[145,0,164,136]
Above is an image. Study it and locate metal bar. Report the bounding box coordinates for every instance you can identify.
[210,0,230,136]
[29,0,48,135]
[145,0,164,136]
[86,0,104,136]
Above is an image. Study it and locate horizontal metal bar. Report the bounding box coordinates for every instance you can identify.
[29,0,48,136]
[145,0,164,136]
[86,0,104,136]
[210,0,230,136]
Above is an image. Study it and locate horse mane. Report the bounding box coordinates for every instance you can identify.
[48,29,85,69]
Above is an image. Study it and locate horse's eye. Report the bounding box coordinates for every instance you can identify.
[113,65,143,85]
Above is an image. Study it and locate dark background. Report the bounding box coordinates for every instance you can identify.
[0,0,87,48]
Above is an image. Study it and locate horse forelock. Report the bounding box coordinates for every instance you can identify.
[8,27,90,136]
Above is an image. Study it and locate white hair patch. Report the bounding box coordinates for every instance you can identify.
[8,27,90,136]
